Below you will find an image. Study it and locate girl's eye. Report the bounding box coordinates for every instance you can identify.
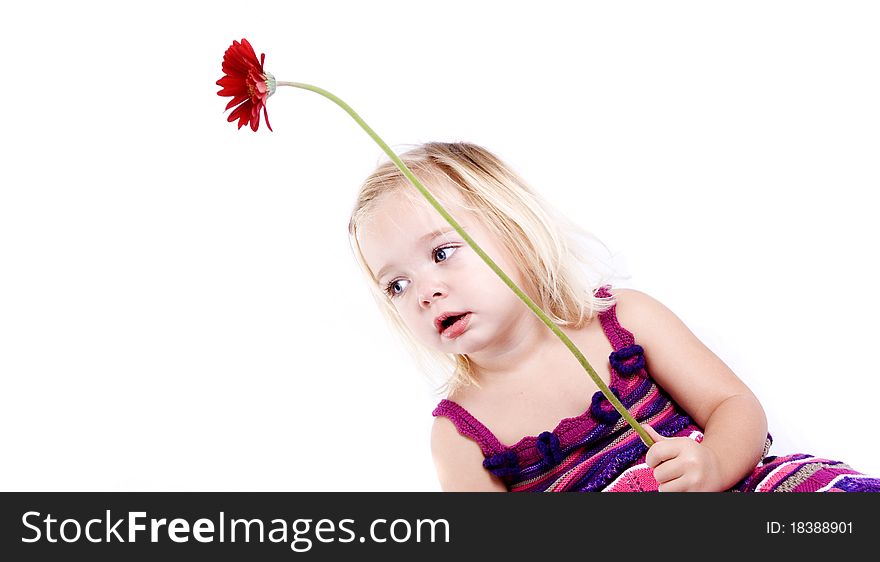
[433,245,458,263]
[385,278,410,298]
[383,245,458,298]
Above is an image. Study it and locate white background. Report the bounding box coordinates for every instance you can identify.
[1,1,878,491]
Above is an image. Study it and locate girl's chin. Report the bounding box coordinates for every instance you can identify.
[436,335,486,356]
[422,337,471,355]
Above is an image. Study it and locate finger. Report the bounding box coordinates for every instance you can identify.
[643,426,679,469]
[641,424,665,445]
[651,458,685,485]
[656,475,687,493]
[646,443,678,469]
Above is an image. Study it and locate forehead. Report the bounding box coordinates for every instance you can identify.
[357,181,471,276]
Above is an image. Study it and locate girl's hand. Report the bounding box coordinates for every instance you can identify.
[642,424,725,492]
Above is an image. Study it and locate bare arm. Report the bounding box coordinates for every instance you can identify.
[613,288,768,490]
[431,417,507,492]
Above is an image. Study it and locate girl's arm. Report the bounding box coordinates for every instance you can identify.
[431,417,507,491]
[613,288,768,491]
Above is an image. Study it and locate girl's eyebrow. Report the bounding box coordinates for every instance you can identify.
[375,226,463,282]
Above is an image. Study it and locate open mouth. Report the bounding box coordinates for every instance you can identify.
[436,312,471,338]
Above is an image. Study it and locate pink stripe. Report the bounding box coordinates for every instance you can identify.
[756,457,821,492]
[789,460,850,492]
[603,465,659,492]
[552,432,645,491]
[518,446,587,491]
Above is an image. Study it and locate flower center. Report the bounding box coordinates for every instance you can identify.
[264,72,276,97]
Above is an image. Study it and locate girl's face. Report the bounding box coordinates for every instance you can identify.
[358,182,534,359]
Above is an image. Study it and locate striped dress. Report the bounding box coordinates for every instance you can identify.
[432,285,880,492]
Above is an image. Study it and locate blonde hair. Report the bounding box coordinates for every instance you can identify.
[348,141,620,395]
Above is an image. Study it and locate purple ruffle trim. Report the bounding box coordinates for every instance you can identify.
[590,387,623,425]
[609,344,645,377]
[483,450,520,478]
[536,431,564,468]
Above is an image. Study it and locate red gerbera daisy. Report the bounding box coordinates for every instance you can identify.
[216,39,276,132]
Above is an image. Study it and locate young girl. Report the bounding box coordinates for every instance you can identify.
[348,141,880,492]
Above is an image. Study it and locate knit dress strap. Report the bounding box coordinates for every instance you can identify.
[595,284,636,352]
[432,399,507,457]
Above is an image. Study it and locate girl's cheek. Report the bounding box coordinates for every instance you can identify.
[397,304,419,328]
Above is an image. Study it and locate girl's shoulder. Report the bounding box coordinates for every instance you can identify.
[602,286,673,339]
[430,395,507,491]
[603,285,645,304]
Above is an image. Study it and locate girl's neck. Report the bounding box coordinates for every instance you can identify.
[467,315,578,384]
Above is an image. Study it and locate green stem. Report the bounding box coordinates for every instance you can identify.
[278,81,653,448]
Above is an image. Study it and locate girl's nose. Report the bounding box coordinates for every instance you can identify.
[419,285,446,308]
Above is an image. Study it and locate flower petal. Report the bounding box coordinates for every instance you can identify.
[225,94,248,111]
[240,38,261,68]
[249,101,261,131]
[228,101,254,129]
[216,75,247,90]
[263,104,272,132]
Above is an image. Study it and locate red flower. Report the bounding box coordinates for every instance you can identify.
[216,39,276,132]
